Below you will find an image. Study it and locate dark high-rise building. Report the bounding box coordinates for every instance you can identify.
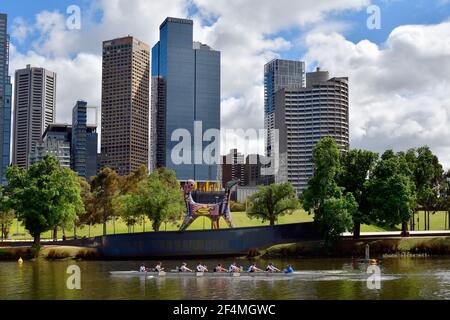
[13,65,56,169]
[244,154,267,187]
[221,149,245,187]
[72,101,98,179]
[0,13,12,184]
[29,124,71,168]
[101,36,150,176]
[151,17,221,190]
[274,67,349,193]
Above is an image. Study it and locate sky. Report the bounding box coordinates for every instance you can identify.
[2,0,450,167]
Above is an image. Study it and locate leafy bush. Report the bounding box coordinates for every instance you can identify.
[230,201,246,212]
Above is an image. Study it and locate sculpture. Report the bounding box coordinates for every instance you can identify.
[179,180,238,231]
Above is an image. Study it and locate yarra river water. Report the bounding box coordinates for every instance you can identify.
[1,257,450,299]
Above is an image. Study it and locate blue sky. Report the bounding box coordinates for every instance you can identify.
[3,0,450,59]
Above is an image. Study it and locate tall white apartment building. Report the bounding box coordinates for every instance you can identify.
[13,65,56,168]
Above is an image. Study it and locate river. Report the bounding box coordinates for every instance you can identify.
[1,257,450,299]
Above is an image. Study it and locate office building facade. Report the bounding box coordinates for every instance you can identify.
[274,68,349,193]
[29,124,71,168]
[221,149,245,187]
[151,17,221,190]
[72,101,98,179]
[13,65,56,168]
[101,36,150,176]
[0,13,12,184]
[264,59,305,159]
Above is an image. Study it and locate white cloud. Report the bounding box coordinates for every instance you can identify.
[303,21,450,167]
[11,17,33,44]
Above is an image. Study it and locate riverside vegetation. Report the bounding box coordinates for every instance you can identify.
[1,138,450,255]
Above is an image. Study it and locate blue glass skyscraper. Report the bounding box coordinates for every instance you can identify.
[0,13,12,185]
[72,100,98,179]
[151,17,220,190]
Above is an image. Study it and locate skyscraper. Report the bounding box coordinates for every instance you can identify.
[274,68,349,193]
[29,124,71,168]
[151,17,221,190]
[221,149,245,187]
[12,65,56,169]
[72,101,98,179]
[0,13,12,184]
[101,36,150,176]
[264,59,305,158]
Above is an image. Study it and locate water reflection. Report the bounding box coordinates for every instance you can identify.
[1,257,450,299]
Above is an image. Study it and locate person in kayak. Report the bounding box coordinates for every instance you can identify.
[229,262,241,273]
[266,262,281,272]
[179,262,193,272]
[139,264,147,272]
[284,264,294,273]
[196,262,208,272]
[155,262,164,272]
[214,263,227,272]
[247,263,263,273]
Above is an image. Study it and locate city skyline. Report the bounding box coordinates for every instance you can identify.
[1,1,450,168]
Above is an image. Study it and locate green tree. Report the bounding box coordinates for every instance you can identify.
[73,177,94,238]
[366,150,416,236]
[338,149,378,239]
[130,168,184,232]
[5,156,83,245]
[246,182,300,226]
[301,137,356,245]
[120,165,148,194]
[0,186,15,240]
[413,147,443,230]
[90,167,119,235]
[113,194,141,232]
[113,165,149,232]
[442,170,450,230]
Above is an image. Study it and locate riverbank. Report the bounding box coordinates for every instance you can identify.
[2,236,450,261]
[0,245,99,261]
[261,236,450,258]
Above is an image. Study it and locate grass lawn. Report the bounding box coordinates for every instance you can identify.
[4,210,449,240]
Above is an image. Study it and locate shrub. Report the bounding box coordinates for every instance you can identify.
[230,201,246,212]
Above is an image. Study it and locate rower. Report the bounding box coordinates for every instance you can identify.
[247,263,263,273]
[196,262,208,272]
[214,263,226,272]
[284,264,294,274]
[139,264,147,272]
[229,262,240,273]
[155,262,164,272]
[179,262,193,272]
[266,262,281,273]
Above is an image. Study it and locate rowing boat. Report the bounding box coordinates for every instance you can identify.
[109,270,296,277]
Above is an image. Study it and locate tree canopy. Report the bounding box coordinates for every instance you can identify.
[5,156,83,244]
[338,149,378,238]
[301,137,356,245]
[365,150,416,235]
[246,182,300,226]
